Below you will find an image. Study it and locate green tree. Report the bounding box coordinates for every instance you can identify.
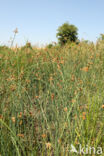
[100,34,104,40]
[56,22,78,45]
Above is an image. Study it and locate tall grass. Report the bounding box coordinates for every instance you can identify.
[0,41,104,155]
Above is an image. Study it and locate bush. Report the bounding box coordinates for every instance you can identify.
[21,42,33,51]
[46,43,53,49]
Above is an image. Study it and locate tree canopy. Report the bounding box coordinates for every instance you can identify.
[56,22,78,45]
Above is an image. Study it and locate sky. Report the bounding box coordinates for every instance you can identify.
[0,0,104,46]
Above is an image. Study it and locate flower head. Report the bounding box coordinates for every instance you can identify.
[81,67,89,72]
[14,28,18,34]
[11,117,15,123]
[45,142,52,149]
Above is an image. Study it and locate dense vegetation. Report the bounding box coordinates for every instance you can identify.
[0,41,104,155]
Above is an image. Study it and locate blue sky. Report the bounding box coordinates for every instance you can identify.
[0,0,104,46]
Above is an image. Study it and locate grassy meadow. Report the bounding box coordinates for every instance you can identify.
[0,41,104,155]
